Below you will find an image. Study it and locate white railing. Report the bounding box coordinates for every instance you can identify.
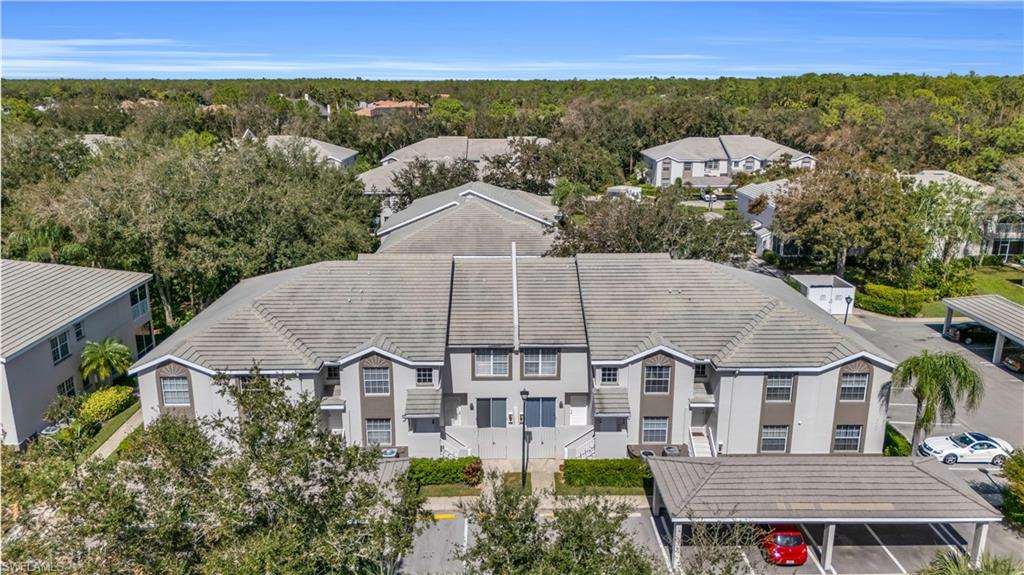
[441,432,470,458]
[707,425,718,457]
[563,426,595,459]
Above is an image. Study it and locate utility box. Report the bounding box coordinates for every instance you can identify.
[790,274,856,316]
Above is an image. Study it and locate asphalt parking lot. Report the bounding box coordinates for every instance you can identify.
[404,510,470,574]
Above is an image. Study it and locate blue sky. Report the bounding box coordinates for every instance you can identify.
[2,2,1022,79]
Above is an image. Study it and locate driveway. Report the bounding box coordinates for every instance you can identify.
[847,312,1023,446]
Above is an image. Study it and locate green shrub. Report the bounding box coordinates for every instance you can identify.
[857,283,937,317]
[724,200,737,211]
[78,385,135,423]
[408,456,483,486]
[762,250,780,266]
[562,459,651,488]
[1002,449,1024,528]
[882,424,911,456]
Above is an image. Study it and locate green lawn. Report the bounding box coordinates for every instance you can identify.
[81,400,140,460]
[552,473,647,496]
[919,265,1024,317]
[502,472,532,492]
[420,483,481,497]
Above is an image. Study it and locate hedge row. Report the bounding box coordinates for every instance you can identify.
[856,283,937,317]
[79,386,135,423]
[882,424,911,456]
[1004,450,1024,528]
[408,456,482,486]
[562,459,651,488]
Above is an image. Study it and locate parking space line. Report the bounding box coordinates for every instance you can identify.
[739,547,755,575]
[864,525,907,574]
[928,523,958,553]
[938,523,967,554]
[649,515,672,574]
[799,524,832,575]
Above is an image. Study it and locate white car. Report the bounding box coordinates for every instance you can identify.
[918,432,1014,466]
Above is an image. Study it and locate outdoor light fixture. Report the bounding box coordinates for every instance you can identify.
[844,295,854,325]
[520,389,530,488]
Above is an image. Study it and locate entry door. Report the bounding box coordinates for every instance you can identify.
[526,398,558,458]
[568,394,588,426]
[477,398,508,459]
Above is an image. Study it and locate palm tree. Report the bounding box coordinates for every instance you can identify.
[80,338,133,386]
[892,350,983,454]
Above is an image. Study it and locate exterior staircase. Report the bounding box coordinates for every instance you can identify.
[689,426,715,458]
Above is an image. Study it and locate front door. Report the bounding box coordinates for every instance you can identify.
[525,397,557,458]
[476,398,508,459]
[568,394,588,426]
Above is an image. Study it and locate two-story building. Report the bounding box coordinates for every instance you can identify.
[1,260,153,446]
[128,251,894,461]
[641,135,815,188]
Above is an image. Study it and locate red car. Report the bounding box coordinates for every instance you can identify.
[760,525,808,566]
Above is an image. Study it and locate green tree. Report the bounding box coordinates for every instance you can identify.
[482,138,555,195]
[892,351,984,454]
[910,180,983,264]
[80,337,133,384]
[428,97,471,133]
[391,156,479,210]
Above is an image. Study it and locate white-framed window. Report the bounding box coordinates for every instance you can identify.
[642,417,669,443]
[416,367,433,385]
[694,364,708,379]
[57,376,76,397]
[743,158,756,170]
[366,418,392,445]
[326,366,340,380]
[704,160,717,172]
[765,374,793,402]
[644,365,671,394]
[524,348,558,377]
[130,285,150,320]
[732,160,740,168]
[73,321,85,341]
[760,425,788,452]
[50,332,70,364]
[474,349,509,377]
[839,373,868,401]
[363,367,390,395]
[801,158,812,167]
[600,367,618,385]
[660,160,671,183]
[160,376,190,406]
[834,424,862,452]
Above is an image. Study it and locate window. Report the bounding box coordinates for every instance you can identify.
[660,160,671,183]
[57,376,76,397]
[160,376,190,406]
[705,160,717,172]
[765,374,793,402]
[73,321,85,341]
[834,425,862,452]
[694,364,708,379]
[474,349,509,377]
[134,321,154,356]
[801,158,812,167]
[326,366,340,380]
[732,160,740,168]
[49,332,70,364]
[642,417,669,443]
[363,367,390,395]
[743,158,756,170]
[525,397,556,428]
[524,348,558,377]
[682,161,693,172]
[366,418,392,445]
[600,367,618,385]
[644,365,671,394]
[130,285,150,320]
[839,373,868,401]
[416,367,433,385]
[760,425,789,452]
[476,398,508,428]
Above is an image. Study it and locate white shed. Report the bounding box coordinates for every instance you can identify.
[791,274,856,316]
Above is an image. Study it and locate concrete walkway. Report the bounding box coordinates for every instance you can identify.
[89,409,143,460]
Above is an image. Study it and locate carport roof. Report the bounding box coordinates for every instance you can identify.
[648,456,1001,524]
[943,295,1024,346]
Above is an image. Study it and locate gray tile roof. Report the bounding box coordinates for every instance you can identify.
[1,260,151,360]
[516,258,587,346]
[382,136,550,163]
[576,254,891,366]
[379,181,556,235]
[449,258,514,348]
[943,295,1024,346]
[404,388,442,417]
[911,170,995,195]
[681,176,733,188]
[132,255,453,372]
[377,197,554,257]
[593,387,630,415]
[358,161,405,194]
[736,179,789,203]
[265,135,358,165]
[648,456,1001,523]
[641,135,809,163]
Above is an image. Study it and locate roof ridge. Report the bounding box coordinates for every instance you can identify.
[714,298,779,364]
[911,458,997,513]
[250,302,321,366]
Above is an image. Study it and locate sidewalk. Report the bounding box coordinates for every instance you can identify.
[89,409,143,460]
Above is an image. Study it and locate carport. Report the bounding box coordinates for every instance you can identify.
[648,456,1002,572]
[943,295,1024,363]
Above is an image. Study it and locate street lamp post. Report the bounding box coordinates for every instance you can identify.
[844,295,853,325]
[520,389,530,488]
